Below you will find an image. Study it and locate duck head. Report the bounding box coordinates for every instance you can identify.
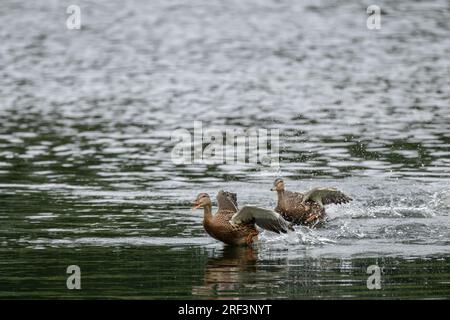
[270,178,285,191]
[192,193,212,209]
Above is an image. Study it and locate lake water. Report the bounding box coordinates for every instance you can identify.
[0,0,449,299]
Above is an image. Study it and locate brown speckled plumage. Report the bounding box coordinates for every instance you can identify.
[196,191,259,246]
[193,191,291,246]
[203,208,258,246]
[275,190,325,225]
[271,179,352,226]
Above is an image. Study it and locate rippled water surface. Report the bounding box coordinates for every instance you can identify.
[0,0,449,299]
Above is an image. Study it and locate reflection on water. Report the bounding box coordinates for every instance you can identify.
[0,0,449,299]
[1,245,449,299]
[192,246,257,298]
[195,247,450,299]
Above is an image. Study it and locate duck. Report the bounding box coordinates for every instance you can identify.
[192,190,293,246]
[271,178,352,226]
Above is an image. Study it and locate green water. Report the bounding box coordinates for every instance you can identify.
[1,0,449,299]
[1,246,449,299]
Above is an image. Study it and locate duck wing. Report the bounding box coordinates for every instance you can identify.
[301,187,352,206]
[230,205,293,233]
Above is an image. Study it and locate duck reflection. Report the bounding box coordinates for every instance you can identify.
[192,246,257,298]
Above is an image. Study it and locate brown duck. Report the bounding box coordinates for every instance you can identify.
[271,178,352,226]
[192,190,293,246]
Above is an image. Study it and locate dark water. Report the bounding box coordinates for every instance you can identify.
[0,0,449,299]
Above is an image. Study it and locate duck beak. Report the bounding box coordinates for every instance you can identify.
[191,202,201,210]
[270,187,276,191]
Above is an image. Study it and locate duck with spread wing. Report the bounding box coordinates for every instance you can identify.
[192,190,293,246]
[271,178,352,226]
